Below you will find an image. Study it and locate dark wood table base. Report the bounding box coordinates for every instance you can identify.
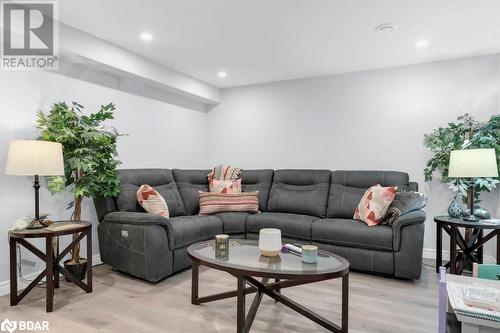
[191,262,349,333]
[435,216,500,275]
[9,227,92,312]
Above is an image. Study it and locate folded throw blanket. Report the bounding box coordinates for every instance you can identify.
[384,191,428,225]
[208,165,241,181]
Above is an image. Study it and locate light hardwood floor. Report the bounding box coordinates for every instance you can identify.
[0,262,438,333]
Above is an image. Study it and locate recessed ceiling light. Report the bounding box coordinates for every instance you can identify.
[140,32,153,41]
[374,23,397,34]
[218,71,227,78]
[416,39,429,48]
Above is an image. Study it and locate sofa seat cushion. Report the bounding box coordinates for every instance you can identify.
[246,212,319,240]
[212,212,249,234]
[168,215,223,250]
[312,218,393,251]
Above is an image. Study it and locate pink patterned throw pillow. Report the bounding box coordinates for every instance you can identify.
[136,184,169,218]
[209,178,242,194]
[207,165,241,181]
[354,185,397,227]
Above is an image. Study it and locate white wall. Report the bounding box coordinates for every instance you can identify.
[208,54,500,261]
[0,70,208,287]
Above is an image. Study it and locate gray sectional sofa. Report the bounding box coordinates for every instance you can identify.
[93,169,426,282]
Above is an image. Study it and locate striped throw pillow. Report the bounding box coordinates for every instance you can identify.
[199,191,259,215]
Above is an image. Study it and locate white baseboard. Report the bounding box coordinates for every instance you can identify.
[422,247,496,264]
[0,254,102,297]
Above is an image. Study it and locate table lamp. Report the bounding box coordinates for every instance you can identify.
[448,148,498,222]
[5,140,65,229]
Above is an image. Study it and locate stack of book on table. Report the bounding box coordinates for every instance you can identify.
[447,281,500,322]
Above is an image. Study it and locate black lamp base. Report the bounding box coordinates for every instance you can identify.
[463,180,480,222]
[463,214,480,222]
[28,174,48,229]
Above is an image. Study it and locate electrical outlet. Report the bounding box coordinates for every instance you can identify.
[21,259,36,267]
[121,230,128,237]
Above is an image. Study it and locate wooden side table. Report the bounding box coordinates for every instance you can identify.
[9,221,92,312]
[434,216,500,275]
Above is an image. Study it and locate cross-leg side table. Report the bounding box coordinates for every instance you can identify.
[9,221,92,312]
[434,216,500,275]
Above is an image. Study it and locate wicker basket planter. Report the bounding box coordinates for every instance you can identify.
[64,258,87,281]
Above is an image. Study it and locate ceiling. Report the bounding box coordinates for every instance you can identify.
[59,0,500,88]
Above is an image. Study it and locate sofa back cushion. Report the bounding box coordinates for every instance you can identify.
[116,169,186,217]
[240,169,274,211]
[327,170,410,218]
[267,169,331,217]
[172,169,211,215]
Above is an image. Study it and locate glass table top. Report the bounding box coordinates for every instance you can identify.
[434,215,500,229]
[188,239,349,277]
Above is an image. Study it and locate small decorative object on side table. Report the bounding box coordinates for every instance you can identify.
[9,221,92,312]
[447,195,463,218]
[434,216,500,275]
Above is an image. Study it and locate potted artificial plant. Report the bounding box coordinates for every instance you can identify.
[423,113,500,215]
[37,102,122,279]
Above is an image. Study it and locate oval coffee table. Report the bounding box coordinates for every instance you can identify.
[187,239,350,333]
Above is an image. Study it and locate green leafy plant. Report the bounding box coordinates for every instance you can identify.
[423,113,500,203]
[37,102,122,264]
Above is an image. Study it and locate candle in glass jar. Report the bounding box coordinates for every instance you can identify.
[301,245,318,263]
[215,234,229,259]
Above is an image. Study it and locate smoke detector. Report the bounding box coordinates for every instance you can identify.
[375,23,397,34]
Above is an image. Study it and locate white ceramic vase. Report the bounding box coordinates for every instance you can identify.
[258,228,282,256]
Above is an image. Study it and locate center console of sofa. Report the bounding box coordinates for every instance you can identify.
[94,169,425,282]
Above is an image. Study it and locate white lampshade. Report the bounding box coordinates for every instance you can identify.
[448,148,499,178]
[258,228,282,257]
[5,140,65,176]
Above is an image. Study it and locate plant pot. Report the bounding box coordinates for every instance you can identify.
[64,258,87,281]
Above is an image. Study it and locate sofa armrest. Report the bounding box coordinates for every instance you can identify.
[408,181,418,192]
[98,211,174,282]
[93,196,117,222]
[392,210,426,251]
[101,211,174,245]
